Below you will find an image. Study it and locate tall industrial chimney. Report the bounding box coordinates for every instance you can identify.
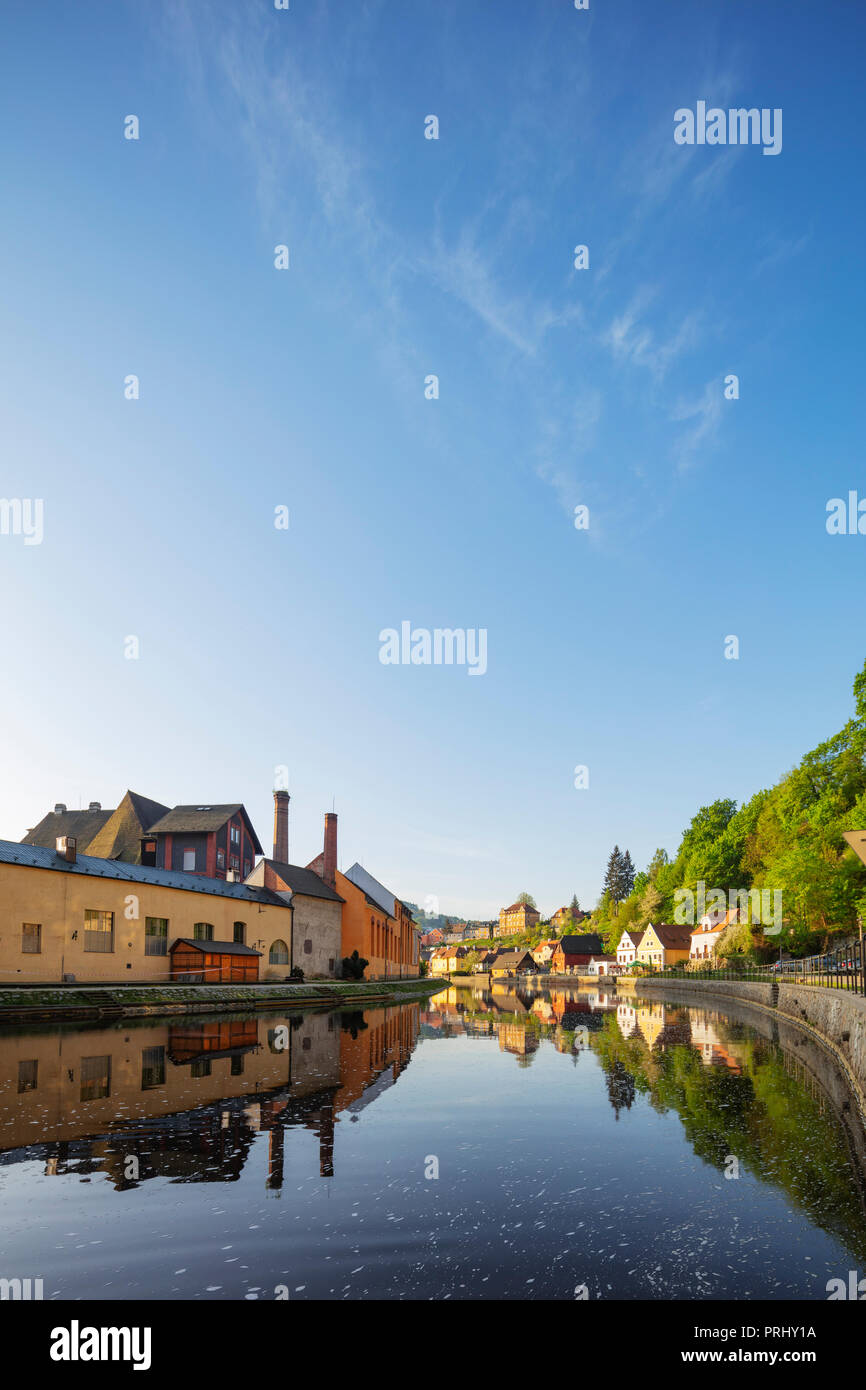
[323,812,337,888]
[273,790,290,863]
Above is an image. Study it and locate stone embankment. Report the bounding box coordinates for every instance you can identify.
[0,976,441,1024]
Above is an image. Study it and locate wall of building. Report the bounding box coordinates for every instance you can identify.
[336,870,419,979]
[290,893,342,980]
[0,862,291,984]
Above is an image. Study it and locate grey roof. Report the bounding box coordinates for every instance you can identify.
[344,863,395,918]
[22,806,113,849]
[0,839,289,908]
[147,804,264,854]
[256,860,344,903]
[171,938,262,956]
[557,934,605,955]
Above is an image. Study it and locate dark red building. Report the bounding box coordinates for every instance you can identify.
[142,804,263,881]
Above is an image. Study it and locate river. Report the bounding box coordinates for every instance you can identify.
[1,982,864,1300]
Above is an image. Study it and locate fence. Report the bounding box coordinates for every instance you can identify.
[652,936,866,998]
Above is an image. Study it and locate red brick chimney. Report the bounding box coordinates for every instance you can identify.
[323,812,337,888]
[273,790,289,863]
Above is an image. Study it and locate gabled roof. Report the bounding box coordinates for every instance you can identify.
[618,928,645,948]
[0,839,289,907]
[645,922,693,949]
[555,933,604,955]
[255,860,344,903]
[147,804,264,854]
[86,790,171,862]
[492,950,535,968]
[344,863,395,918]
[22,805,113,850]
[501,900,540,914]
[171,938,262,956]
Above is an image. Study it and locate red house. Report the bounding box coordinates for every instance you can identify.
[169,938,262,984]
[142,804,263,881]
[551,934,605,974]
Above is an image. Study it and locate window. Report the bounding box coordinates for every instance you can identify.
[190,1058,211,1079]
[141,1046,166,1090]
[229,855,240,873]
[304,939,312,955]
[183,848,196,872]
[84,909,114,953]
[269,939,289,965]
[193,922,214,941]
[230,824,240,846]
[231,1054,244,1077]
[18,1060,38,1093]
[233,921,246,944]
[80,1055,111,1101]
[145,917,168,956]
[216,848,225,869]
[243,860,250,877]
[21,923,41,954]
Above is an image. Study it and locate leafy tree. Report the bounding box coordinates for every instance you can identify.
[516,892,537,909]
[341,950,369,981]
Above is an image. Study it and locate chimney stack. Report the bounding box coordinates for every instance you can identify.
[273,790,290,863]
[323,812,337,888]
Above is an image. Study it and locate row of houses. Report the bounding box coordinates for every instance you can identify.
[430,933,608,979]
[0,788,421,985]
[616,912,739,970]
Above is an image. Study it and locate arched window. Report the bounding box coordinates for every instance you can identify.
[269,939,289,965]
[193,922,214,941]
[233,921,246,944]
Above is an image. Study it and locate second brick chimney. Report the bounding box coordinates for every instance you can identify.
[273,790,290,863]
[323,812,337,888]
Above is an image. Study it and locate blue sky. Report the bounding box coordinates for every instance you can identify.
[1,0,864,919]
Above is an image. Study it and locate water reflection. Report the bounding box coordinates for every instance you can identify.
[2,984,866,1299]
[0,1003,419,1190]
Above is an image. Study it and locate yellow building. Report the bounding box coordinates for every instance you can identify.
[0,838,295,984]
[637,922,692,969]
[498,900,540,935]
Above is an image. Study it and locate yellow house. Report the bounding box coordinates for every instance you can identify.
[0,838,295,984]
[637,922,692,969]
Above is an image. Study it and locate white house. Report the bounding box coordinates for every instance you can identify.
[616,928,644,969]
[587,955,618,976]
[690,908,739,961]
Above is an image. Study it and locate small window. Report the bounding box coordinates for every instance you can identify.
[190,1058,211,1079]
[194,922,214,941]
[231,1054,244,1076]
[233,921,246,944]
[243,860,250,877]
[141,1046,166,1090]
[216,848,225,869]
[183,848,196,872]
[304,939,312,955]
[21,923,41,954]
[145,917,168,956]
[80,1055,111,1101]
[230,824,240,845]
[269,939,289,965]
[328,958,335,972]
[18,1060,38,1093]
[84,910,114,953]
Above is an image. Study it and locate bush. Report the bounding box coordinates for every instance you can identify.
[341,950,369,981]
[288,966,304,982]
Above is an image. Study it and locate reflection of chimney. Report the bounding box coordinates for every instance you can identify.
[273,790,289,862]
[323,812,337,888]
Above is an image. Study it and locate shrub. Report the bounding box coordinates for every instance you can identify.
[341,950,369,981]
[288,966,304,982]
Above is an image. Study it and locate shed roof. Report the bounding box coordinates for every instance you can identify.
[170,938,262,957]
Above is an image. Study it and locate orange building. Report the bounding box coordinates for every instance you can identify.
[306,823,419,980]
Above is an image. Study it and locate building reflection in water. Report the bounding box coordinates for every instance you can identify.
[0,1002,420,1191]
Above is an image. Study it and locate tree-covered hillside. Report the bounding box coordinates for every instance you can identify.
[590,659,866,958]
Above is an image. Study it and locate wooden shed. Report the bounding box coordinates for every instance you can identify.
[170,938,262,984]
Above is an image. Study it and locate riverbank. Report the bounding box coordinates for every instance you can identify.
[0,975,442,1024]
[635,975,866,1118]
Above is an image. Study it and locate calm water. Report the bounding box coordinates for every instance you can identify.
[1,983,865,1301]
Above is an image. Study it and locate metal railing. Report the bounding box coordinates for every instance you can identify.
[649,937,866,997]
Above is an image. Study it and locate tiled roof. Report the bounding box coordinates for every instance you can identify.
[556,934,604,955]
[0,839,289,907]
[258,860,344,903]
[502,901,539,914]
[21,806,113,849]
[646,922,693,949]
[147,804,264,854]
